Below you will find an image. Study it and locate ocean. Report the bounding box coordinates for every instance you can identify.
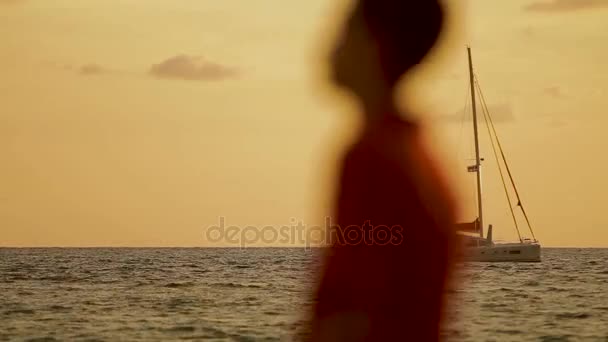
[1,248,607,341]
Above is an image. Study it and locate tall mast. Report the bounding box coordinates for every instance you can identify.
[467,46,484,238]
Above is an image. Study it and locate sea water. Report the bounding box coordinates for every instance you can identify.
[1,248,607,341]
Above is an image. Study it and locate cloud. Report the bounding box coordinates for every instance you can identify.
[441,103,515,123]
[79,64,107,75]
[522,26,536,37]
[548,118,568,127]
[543,86,567,98]
[524,0,608,12]
[149,55,237,81]
[51,62,112,76]
[444,72,463,81]
[0,0,25,4]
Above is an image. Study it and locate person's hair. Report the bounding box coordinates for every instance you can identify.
[356,0,444,85]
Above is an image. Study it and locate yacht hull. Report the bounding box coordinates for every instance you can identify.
[466,242,541,262]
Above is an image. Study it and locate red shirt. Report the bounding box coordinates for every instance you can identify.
[311,114,460,341]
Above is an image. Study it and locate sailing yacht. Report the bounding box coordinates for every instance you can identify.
[457,47,541,262]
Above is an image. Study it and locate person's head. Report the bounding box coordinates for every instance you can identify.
[331,0,444,107]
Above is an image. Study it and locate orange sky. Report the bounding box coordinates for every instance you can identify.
[1,0,607,247]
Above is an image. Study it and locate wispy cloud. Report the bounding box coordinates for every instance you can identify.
[54,62,123,76]
[0,0,25,5]
[543,86,567,98]
[441,103,515,123]
[524,0,608,12]
[548,118,568,127]
[149,55,238,81]
[79,64,108,76]
[522,26,536,37]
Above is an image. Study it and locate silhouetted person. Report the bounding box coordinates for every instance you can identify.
[310,0,460,340]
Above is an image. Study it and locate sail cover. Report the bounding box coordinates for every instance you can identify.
[456,218,480,233]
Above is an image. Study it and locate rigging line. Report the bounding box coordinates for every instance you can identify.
[475,77,523,243]
[474,75,537,241]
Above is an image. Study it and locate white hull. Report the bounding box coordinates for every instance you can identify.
[466,242,541,262]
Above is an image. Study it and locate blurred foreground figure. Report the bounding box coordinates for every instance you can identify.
[310,0,460,341]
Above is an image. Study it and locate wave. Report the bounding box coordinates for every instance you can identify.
[164,282,195,289]
[210,282,265,289]
[555,312,591,320]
